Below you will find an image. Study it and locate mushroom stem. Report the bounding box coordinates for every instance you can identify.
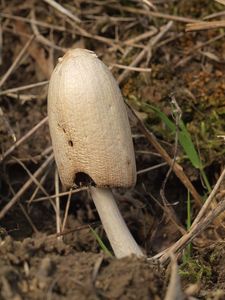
[90,186,144,258]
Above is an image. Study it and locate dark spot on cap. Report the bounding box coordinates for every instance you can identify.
[68,140,73,147]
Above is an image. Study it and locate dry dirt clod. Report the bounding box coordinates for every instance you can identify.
[0,237,165,300]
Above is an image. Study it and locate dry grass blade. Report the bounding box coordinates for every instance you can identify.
[54,168,62,239]
[71,25,118,47]
[42,0,81,23]
[204,10,225,20]
[137,162,167,175]
[0,153,54,220]
[0,81,49,96]
[1,116,48,162]
[123,28,158,46]
[27,170,50,205]
[112,64,151,72]
[186,0,225,31]
[61,188,72,232]
[216,0,225,6]
[191,168,225,229]
[108,4,199,24]
[186,20,225,32]
[3,93,38,102]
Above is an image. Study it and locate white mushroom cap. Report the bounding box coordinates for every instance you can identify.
[48,48,136,189]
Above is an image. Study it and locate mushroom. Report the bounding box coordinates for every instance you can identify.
[48,48,143,258]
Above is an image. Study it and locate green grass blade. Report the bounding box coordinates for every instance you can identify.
[89,226,113,257]
[178,122,203,169]
[143,104,176,131]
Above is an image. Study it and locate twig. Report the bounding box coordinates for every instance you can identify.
[0,153,54,220]
[0,35,35,88]
[42,0,81,23]
[1,116,48,162]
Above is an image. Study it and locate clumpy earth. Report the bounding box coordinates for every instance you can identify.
[1,0,225,299]
[0,235,165,300]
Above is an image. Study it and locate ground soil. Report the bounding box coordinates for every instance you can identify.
[1,0,225,299]
[0,235,165,300]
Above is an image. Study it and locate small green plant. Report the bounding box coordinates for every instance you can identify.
[179,257,212,283]
[89,226,113,257]
[143,103,211,193]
